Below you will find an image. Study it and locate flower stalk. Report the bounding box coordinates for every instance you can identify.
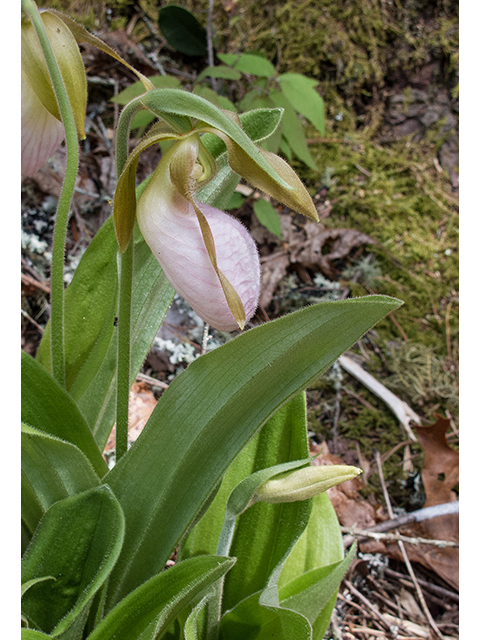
[21,0,80,387]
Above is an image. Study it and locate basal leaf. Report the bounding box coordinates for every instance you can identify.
[36,215,119,400]
[21,424,100,551]
[219,591,311,640]
[279,545,357,637]
[21,486,125,636]
[21,352,107,477]
[87,557,235,640]
[103,296,401,610]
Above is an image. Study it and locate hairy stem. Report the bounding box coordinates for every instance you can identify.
[22,0,79,386]
[22,0,80,387]
[113,98,147,462]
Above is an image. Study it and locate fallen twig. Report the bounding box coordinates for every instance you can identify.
[383,568,459,603]
[342,500,459,548]
[341,525,458,548]
[375,451,445,640]
[135,372,169,390]
[343,579,406,636]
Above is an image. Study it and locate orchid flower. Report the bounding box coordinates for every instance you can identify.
[113,92,319,332]
[21,9,153,177]
[137,137,261,331]
[21,10,87,177]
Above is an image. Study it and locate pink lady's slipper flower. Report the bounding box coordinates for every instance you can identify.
[21,10,87,177]
[113,106,319,332]
[137,139,261,331]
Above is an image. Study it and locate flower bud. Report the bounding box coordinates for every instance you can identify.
[255,464,362,504]
[21,11,87,176]
[137,143,261,332]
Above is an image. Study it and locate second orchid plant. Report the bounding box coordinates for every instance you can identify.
[21,2,402,639]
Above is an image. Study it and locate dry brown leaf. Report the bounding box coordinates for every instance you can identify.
[290,223,375,279]
[415,415,459,507]
[257,215,374,307]
[103,381,158,455]
[363,416,459,590]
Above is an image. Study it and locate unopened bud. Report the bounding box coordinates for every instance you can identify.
[255,464,362,504]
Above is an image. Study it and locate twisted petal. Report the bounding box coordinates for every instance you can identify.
[137,185,260,332]
[21,75,65,177]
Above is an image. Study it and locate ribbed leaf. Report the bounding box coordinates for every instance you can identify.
[279,545,356,637]
[21,424,100,550]
[219,591,311,640]
[279,492,344,587]
[103,296,401,609]
[21,486,125,636]
[75,222,175,448]
[87,557,235,640]
[181,394,311,613]
[21,352,107,477]
[36,217,119,399]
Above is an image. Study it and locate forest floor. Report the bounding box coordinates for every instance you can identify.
[21,1,459,638]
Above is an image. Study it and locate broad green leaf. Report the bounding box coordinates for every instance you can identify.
[181,395,311,613]
[278,73,325,135]
[279,545,356,636]
[253,199,282,238]
[279,492,344,587]
[158,5,208,57]
[103,296,401,609]
[270,90,318,170]
[222,394,312,611]
[87,556,235,640]
[233,53,276,77]
[21,486,125,636]
[278,469,346,637]
[21,631,52,639]
[21,352,107,477]
[36,215,119,400]
[219,591,311,640]
[197,66,242,81]
[21,424,100,550]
